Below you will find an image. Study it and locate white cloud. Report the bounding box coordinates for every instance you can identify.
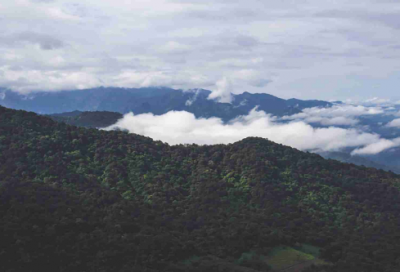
[232,69,271,88]
[363,97,393,106]
[105,108,392,154]
[112,70,213,90]
[386,118,400,128]
[352,138,400,155]
[185,89,200,106]
[0,67,102,93]
[282,104,383,126]
[208,77,234,103]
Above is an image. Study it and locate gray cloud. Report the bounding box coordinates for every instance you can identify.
[282,104,384,126]
[0,0,399,101]
[0,31,64,50]
[386,118,400,128]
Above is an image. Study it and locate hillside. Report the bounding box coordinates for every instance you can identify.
[47,111,123,128]
[0,87,331,121]
[1,105,400,272]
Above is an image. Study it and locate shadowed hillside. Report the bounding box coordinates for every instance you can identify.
[47,111,123,128]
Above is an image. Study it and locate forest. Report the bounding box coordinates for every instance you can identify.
[1,105,400,272]
[47,111,123,128]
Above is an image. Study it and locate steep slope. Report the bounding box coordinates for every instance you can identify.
[0,87,331,121]
[1,106,400,272]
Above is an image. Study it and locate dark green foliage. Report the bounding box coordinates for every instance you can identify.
[1,106,400,272]
[47,111,123,128]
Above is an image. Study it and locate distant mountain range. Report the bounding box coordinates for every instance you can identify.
[318,151,400,174]
[0,87,331,121]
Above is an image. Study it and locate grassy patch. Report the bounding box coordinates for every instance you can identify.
[296,244,321,257]
[266,246,315,270]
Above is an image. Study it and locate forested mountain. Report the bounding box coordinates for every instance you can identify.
[0,87,331,121]
[48,111,123,128]
[1,105,400,272]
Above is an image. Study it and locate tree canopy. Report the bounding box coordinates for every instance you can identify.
[1,105,400,272]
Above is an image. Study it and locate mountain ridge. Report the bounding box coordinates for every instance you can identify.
[0,87,332,121]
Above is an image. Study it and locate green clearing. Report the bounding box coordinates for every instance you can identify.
[181,245,329,272]
[295,244,321,257]
[265,246,315,270]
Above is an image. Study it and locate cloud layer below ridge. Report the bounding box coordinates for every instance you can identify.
[106,107,400,155]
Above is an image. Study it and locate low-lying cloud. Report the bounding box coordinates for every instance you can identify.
[386,118,400,128]
[106,108,399,154]
[282,104,384,126]
[208,77,234,103]
[352,138,400,155]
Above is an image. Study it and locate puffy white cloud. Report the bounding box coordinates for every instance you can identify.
[352,138,400,155]
[282,104,383,126]
[105,108,392,154]
[363,97,394,107]
[208,77,234,103]
[386,118,400,128]
[112,70,213,90]
[0,67,102,93]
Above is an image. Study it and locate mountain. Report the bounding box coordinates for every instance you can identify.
[47,111,123,128]
[1,105,400,272]
[319,151,400,174]
[0,87,332,121]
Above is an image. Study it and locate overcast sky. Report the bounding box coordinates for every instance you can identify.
[1,0,400,101]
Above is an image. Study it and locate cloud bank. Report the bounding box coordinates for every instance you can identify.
[352,138,400,155]
[0,0,400,101]
[282,104,384,126]
[386,118,400,128]
[105,108,400,154]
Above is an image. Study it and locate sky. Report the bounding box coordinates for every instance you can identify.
[1,0,400,101]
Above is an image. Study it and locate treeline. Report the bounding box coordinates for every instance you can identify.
[1,105,400,272]
[47,110,123,128]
